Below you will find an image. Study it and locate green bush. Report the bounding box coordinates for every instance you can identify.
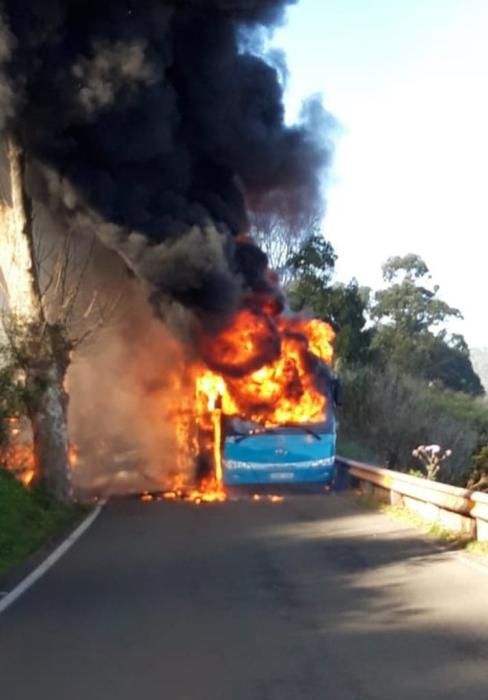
[466,446,488,492]
[338,364,479,484]
[0,364,25,449]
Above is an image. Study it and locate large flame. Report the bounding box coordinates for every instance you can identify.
[170,308,336,502]
[2,417,80,490]
[196,309,335,427]
[1,418,36,486]
[3,443,36,486]
[137,308,334,505]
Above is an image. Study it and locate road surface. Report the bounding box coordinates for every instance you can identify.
[1,493,488,699]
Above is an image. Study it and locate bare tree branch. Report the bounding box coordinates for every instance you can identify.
[250,210,321,288]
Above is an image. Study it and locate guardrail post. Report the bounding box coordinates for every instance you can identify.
[333,460,352,492]
[390,490,403,507]
[476,518,488,542]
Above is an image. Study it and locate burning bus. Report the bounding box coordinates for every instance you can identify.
[222,377,339,489]
[63,304,339,502]
[194,309,339,494]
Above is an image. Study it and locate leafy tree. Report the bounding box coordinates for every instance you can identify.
[372,254,461,335]
[381,253,429,283]
[425,334,483,396]
[287,233,337,289]
[287,235,371,364]
[307,281,373,365]
[371,254,482,395]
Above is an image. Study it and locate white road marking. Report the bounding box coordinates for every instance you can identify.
[0,500,105,616]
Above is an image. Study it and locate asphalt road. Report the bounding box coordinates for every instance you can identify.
[1,493,488,700]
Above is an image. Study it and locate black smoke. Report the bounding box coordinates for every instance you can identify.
[0,0,332,323]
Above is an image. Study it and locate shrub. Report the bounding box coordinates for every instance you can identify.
[466,446,488,492]
[338,364,479,484]
[0,363,25,450]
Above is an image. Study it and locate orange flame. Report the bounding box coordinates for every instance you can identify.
[68,444,79,468]
[141,307,334,505]
[195,309,335,428]
[171,309,336,502]
[2,417,81,490]
[2,443,36,486]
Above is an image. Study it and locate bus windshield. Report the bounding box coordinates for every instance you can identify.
[225,414,335,442]
[234,425,323,442]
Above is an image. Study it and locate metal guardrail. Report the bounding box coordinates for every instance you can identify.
[337,457,488,542]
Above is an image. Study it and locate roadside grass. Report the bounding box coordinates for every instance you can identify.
[0,468,82,575]
[381,503,468,545]
[357,492,487,557]
[465,540,488,556]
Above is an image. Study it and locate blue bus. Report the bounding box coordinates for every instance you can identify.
[222,377,340,490]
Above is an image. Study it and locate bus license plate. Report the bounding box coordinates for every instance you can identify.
[270,472,294,480]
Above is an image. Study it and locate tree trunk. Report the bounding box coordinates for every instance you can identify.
[1,138,72,502]
[27,360,72,502]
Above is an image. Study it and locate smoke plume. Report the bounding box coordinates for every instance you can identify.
[0,0,333,327]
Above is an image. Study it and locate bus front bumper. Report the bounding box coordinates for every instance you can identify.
[223,458,336,486]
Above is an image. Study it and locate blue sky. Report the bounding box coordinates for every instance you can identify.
[272,0,488,347]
